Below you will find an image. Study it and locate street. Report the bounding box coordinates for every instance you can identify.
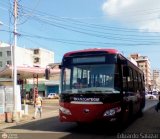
[0,99,159,139]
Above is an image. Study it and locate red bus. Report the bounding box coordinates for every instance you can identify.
[59,48,145,125]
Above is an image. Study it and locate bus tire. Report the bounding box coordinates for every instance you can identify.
[129,102,133,120]
[137,107,143,117]
[117,105,130,129]
[76,122,86,127]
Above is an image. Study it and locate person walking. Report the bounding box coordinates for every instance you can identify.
[33,94,42,119]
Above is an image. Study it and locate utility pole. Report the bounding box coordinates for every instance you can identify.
[12,0,18,121]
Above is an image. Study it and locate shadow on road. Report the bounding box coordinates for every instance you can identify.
[6,110,154,139]
[8,116,127,136]
[3,100,159,139]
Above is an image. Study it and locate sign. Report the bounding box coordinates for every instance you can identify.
[73,56,105,64]
[73,97,100,102]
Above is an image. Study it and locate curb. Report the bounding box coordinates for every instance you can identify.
[0,110,58,130]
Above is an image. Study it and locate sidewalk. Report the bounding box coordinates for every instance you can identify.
[0,99,59,130]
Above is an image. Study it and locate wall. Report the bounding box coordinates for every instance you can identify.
[39,48,54,67]
[16,47,33,66]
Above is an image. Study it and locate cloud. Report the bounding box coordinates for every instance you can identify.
[102,0,160,32]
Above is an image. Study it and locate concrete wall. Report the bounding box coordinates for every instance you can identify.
[35,48,54,68]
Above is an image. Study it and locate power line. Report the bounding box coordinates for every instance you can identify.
[19,31,160,46]
[19,4,160,33]
[18,0,41,25]
[29,15,160,43]
[2,27,160,47]
[2,1,160,48]
[2,1,160,33]
[18,7,160,41]
[17,4,156,32]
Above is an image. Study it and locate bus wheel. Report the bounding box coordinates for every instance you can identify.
[128,103,133,121]
[119,105,131,128]
[137,107,143,117]
[76,122,86,127]
[123,107,130,126]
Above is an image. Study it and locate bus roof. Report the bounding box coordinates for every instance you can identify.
[64,48,119,57]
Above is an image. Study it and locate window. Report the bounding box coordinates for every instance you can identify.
[6,61,11,65]
[0,61,2,67]
[128,68,134,92]
[138,73,142,91]
[0,52,2,57]
[62,68,71,91]
[61,64,120,93]
[34,57,40,63]
[7,51,11,56]
[133,70,138,92]
[114,64,121,91]
[34,49,39,54]
[122,66,128,91]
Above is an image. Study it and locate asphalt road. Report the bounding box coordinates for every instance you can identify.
[0,99,159,139]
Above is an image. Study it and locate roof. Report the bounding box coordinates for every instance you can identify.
[64,48,119,57]
[0,65,60,79]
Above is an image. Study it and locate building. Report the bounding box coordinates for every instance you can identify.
[0,42,57,97]
[152,69,160,90]
[130,53,151,91]
[153,70,160,82]
[0,42,54,71]
[31,48,54,67]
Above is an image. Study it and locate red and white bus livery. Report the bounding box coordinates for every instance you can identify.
[59,48,145,124]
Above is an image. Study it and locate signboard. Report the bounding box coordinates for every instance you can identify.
[73,56,105,64]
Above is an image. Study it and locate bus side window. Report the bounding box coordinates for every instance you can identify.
[122,66,128,91]
[128,68,134,92]
[114,65,121,90]
[138,73,142,92]
[133,70,138,92]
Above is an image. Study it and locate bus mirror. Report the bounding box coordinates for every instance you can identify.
[59,65,62,69]
[123,66,129,77]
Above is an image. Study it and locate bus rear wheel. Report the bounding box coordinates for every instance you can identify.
[76,122,86,127]
[118,105,132,129]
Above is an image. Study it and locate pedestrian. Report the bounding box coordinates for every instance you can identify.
[33,94,42,119]
[155,96,160,112]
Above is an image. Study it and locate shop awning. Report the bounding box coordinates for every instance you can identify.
[0,65,60,79]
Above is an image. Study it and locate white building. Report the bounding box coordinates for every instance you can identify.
[31,48,54,67]
[0,42,54,71]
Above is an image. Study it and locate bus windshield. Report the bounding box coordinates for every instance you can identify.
[61,64,120,94]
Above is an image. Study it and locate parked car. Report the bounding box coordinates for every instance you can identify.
[47,93,59,99]
[145,93,157,100]
[152,91,159,95]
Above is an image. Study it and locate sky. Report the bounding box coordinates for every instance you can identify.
[1,0,160,69]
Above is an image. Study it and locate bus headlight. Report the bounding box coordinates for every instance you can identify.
[103,107,121,117]
[59,106,72,115]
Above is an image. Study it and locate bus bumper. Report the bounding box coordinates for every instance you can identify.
[59,102,121,123]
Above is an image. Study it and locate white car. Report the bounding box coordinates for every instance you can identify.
[47,93,59,99]
[145,93,157,100]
